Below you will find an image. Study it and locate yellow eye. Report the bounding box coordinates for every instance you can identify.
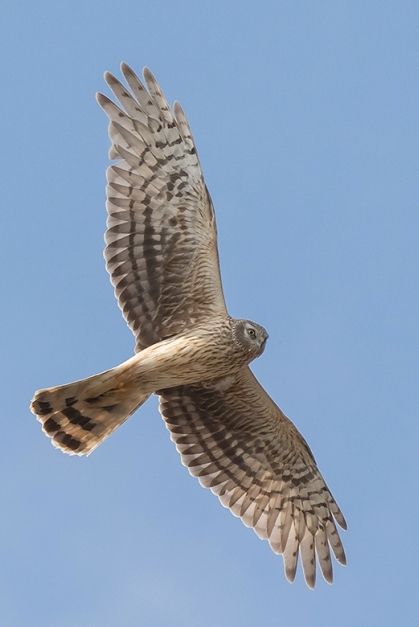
[248,328,256,338]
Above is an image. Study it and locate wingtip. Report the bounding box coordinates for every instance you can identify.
[120,61,133,77]
[305,576,316,590]
[96,91,110,109]
[104,70,118,86]
[143,66,157,85]
[320,561,334,584]
[284,566,297,584]
[323,572,334,585]
[120,63,147,93]
[173,100,183,115]
[331,498,348,530]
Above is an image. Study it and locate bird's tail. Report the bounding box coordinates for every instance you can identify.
[31,362,149,456]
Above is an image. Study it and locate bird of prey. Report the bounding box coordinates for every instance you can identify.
[31,63,347,588]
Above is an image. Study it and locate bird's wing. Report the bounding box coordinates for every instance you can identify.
[97,64,227,350]
[159,367,347,588]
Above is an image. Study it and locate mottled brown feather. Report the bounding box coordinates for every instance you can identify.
[97,64,226,350]
[159,367,346,586]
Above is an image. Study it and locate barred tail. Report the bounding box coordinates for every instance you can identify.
[31,364,149,456]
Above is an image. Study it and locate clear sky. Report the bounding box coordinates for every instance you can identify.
[1,1,418,626]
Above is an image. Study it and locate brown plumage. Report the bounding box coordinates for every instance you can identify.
[30,64,346,588]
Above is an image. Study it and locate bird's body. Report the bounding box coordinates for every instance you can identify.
[32,317,267,455]
[31,64,347,588]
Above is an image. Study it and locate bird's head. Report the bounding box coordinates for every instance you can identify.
[232,319,269,360]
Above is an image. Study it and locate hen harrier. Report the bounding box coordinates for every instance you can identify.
[31,64,346,588]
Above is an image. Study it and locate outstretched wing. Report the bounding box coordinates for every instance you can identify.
[97,64,226,350]
[159,367,347,588]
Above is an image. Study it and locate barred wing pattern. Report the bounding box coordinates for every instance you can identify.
[97,65,226,350]
[159,367,347,588]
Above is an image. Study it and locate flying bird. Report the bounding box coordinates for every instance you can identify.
[31,64,347,588]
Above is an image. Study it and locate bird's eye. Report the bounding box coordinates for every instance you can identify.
[247,328,256,338]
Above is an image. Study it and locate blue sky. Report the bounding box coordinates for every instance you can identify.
[1,1,418,625]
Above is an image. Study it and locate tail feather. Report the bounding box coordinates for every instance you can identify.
[31,367,149,455]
